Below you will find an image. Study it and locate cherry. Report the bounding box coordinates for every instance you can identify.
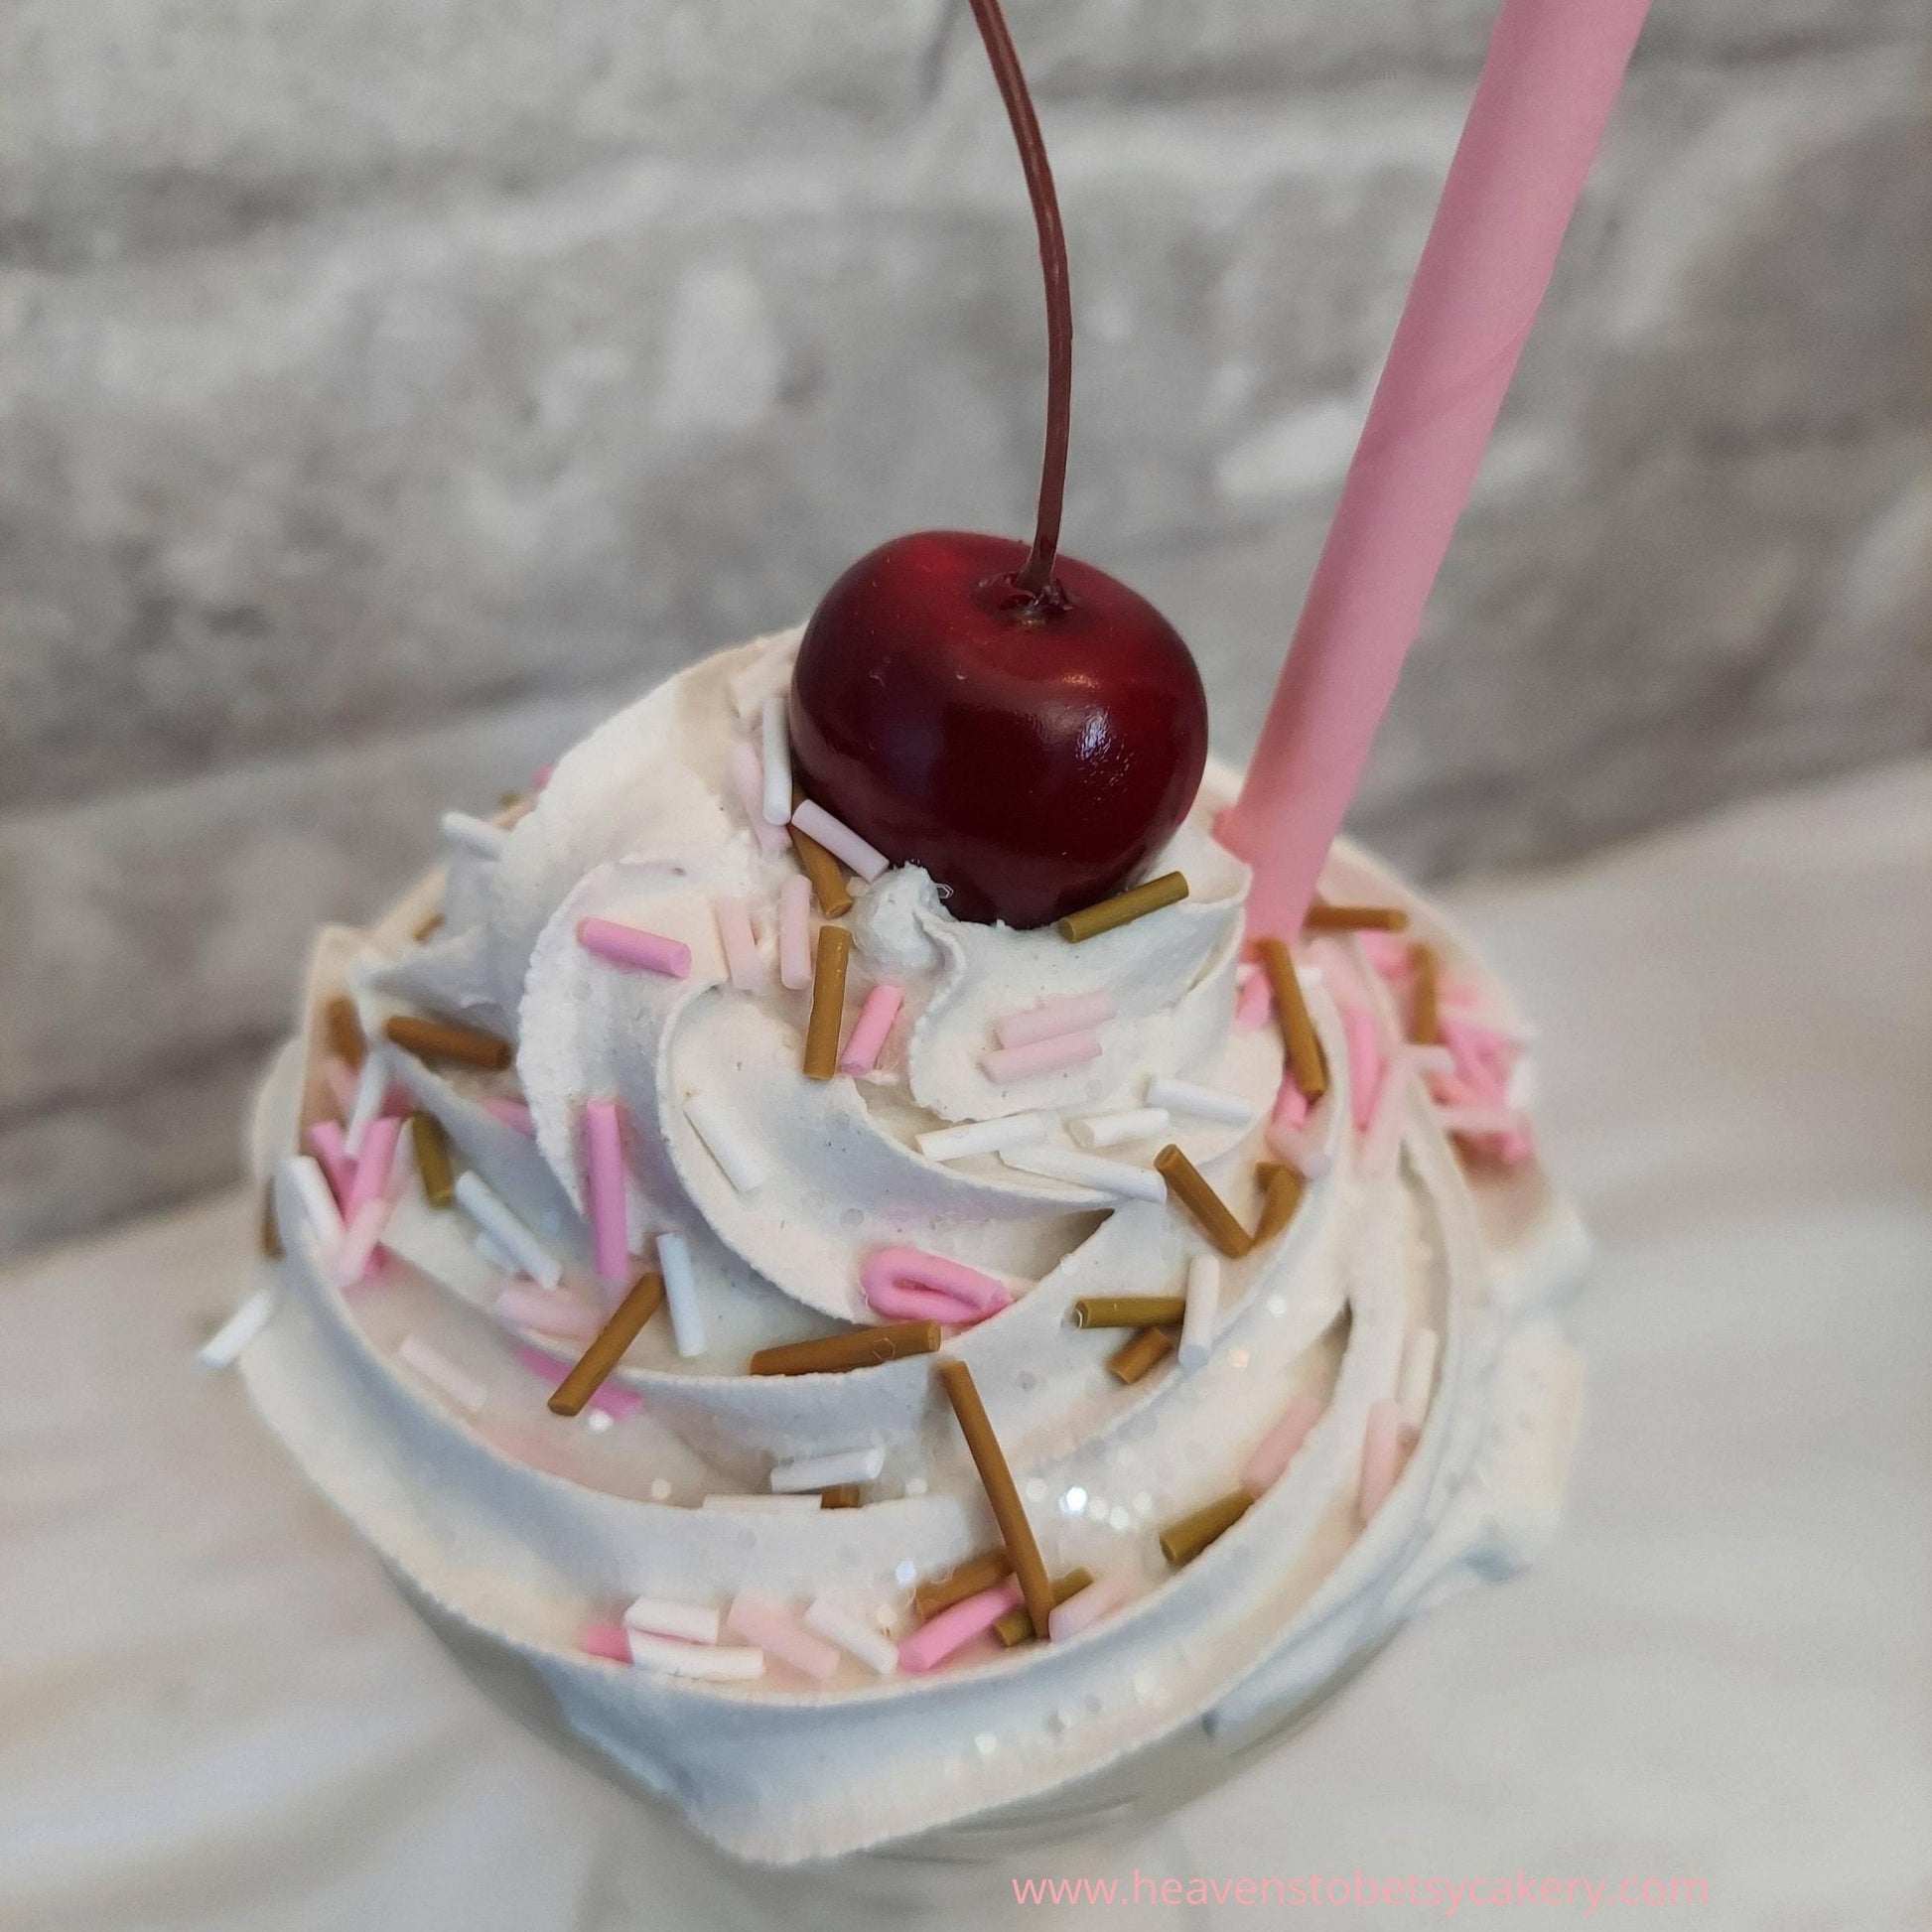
[785,0,1207,929]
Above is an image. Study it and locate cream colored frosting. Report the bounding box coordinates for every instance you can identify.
[238,632,1588,1865]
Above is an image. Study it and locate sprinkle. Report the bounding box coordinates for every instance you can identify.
[332,1193,394,1288]
[1105,1325,1176,1384]
[713,897,762,991]
[626,1629,765,1681]
[380,1124,416,1204]
[1359,1052,1415,1177]
[623,1596,721,1645]
[994,991,1117,1050]
[936,1358,1054,1639]
[1056,871,1188,943]
[475,1230,520,1273]
[1001,1144,1165,1203]
[787,817,855,918]
[804,1597,898,1676]
[1046,1570,1134,1644]
[682,1091,768,1193]
[727,1592,841,1682]
[1159,1488,1253,1567]
[840,982,903,1075]
[481,1095,535,1136]
[1252,1160,1307,1244]
[413,911,445,943]
[385,1015,514,1071]
[257,1177,283,1259]
[517,1342,643,1419]
[1273,1072,1311,1130]
[324,993,367,1069]
[581,1623,632,1665]
[776,875,814,988]
[1068,1106,1169,1150]
[1437,1103,1528,1137]
[1266,1116,1331,1180]
[342,1116,401,1224]
[995,1569,1094,1647]
[198,1289,276,1370]
[1341,1003,1384,1131]
[802,924,851,1080]
[1410,941,1443,1044]
[791,798,889,882]
[304,1121,353,1204]
[409,1112,456,1208]
[898,1578,1024,1675]
[1154,1145,1255,1259]
[454,1171,562,1288]
[284,1154,345,1247]
[1358,1398,1407,1522]
[699,1493,823,1512]
[656,1231,706,1358]
[747,1321,941,1377]
[1398,1327,1441,1431]
[912,1549,1013,1621]
[441,810,509,860]
[981,1030,1102,1085]
[397,1334,487,1414]
[915,1112,1051,1163]
[494,1286,603,1343]
[1069,1295,1186,1329]
[1255,938,1327,1101]
[576,916,692,980]
[861,1246,1009,1325]
[769,1445,886,1494]
[818,1483,864,1509]
[1144,1075,1258,1128]
[759,693,792,826]
[1303,901,1410,932]
[581,1097,631,1286]
[1178,1254,1221,1369]
[730,740,790,856]
[1240,1392,1326,1495]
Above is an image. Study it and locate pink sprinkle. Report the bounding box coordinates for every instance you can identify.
[582,1622,632,1665]
[981,1030,1102,1085]
[777,875,812,989]
[1233,970,1273,1031]
[344,1116,401,1222]
[1046,1571,1134,1644]
[305,1121,353,1204]
[714,897,762,991]
[726,1592,841,1682]
[333,1193,395,1288]
[530,763,553,793]
[322,1056,358,1119]
[1358,1051,1414,1177]
[898,1578,1024,1674]
[577,917,691,979]
[582,1097,630,1286]
[1436,1103,1525,1138]
[730,740,790,856]
[1342,1003,1383,1132]
[515,1342,642,1418]
[860,1279,983,1325]
[1358,1399,1407,1523]
[840,983,903,1075]
[1266,1116,1331,1180]
[862,1246,1010,1317]
[993,990,1117,1050]
[1272,1072,1311,1129]
[497,1290,603,1345]
[1441,1017,1515,1102]
[482,1096,536,1136]
[1241,1392,1326,1495]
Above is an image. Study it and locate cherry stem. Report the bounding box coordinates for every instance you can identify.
[966,0,1070,605]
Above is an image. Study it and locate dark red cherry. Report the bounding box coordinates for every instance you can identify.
[787,530,1208,929]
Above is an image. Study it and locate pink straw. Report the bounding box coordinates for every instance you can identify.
[1215,0,1655,937]
[1241,1392,1326,1496]
[839,984,903,1075]
[861,1247,1010,1317]
[577,917,691,979]
[898,1578,1024,1675]
[730,740,790,856]
[582,1097,630,1286]
[726,1593,841,1682]
[981,1030,1102,1085]
[714,896,762,991]
[993,990,1116,1050]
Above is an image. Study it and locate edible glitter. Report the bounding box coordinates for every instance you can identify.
[895,1559,918,1587]
[1108,1507,1133,1532]
[1059,1485,1088,1517]
[975,1731,999,1758]
[585,1409,615,1434]
[839,1206,865,1229]
[1085,1494,1107,1523]
[903,1476,928,1497]
[1267,1294,1288,1317]
[1133,1491,1154,1517]
[1229,1347,1252,1370]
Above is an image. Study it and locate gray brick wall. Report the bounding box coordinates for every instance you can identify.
[3,0,1928,1256]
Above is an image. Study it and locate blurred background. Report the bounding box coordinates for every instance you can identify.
[3,0,1927,1259]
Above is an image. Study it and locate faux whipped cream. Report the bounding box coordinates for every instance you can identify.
[239,631,1588,1865]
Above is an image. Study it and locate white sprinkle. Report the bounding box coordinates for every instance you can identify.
[790,798,889,882]
[454,1171,562,1288]
[474,1230,521,1276]
[1178,1253,1221,1370]
[1068,1105,1169,1150]
[730,739,790,855]
[700,1493,824,1512]
[283,1154,344,1248]
[682,1092,768,1193]
[623,1595,722,1645]
[776,874,813,990]
[1000,1143,1166,1202]
[331,1194,394,1288]
[198,1289,276,1370]
[397,1334,487,1414]
[440,810,509,861]
[915,1112,1052,1163]
[342,1047,389,1159]
[759,693,792,826]
[803,1596,898,1676]
[1435,1104,1524,1137]
[626,1628,765,1681]
[769,1445,886,1494]
[1398,1327,1441,1432]
[1144,1075,1259,1127]
[656,1230,706,1358]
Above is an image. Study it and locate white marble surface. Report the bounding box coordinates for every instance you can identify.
[2,762,1927,1930]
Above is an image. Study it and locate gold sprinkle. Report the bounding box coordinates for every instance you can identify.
[802,923,852,1080]
[413,911,446,944]
[1056,871,1188,943]
[1105,1325,1176,1385]
[747,1320,942,1377]
[323,994,366,1070]
[937,1358,1054,1639]
[912,1548,1013,1622]
[1411,941,1442,1045]
[385,1014,513,1071]
[1256,936,1327,1101]
[818,1483,864,1510]
[788,804,855,919]
[1155,1145,1255,1259]
[1159,1488,1253,1567]
[257,1177,283,1259]
[1252,1161,1306,1245]
[994,1569,1094,1647]
[547,1270,664,1417]
[409,1112,456,1209]
[1304,900,1409,932]
[1071,1295,1188,1330]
